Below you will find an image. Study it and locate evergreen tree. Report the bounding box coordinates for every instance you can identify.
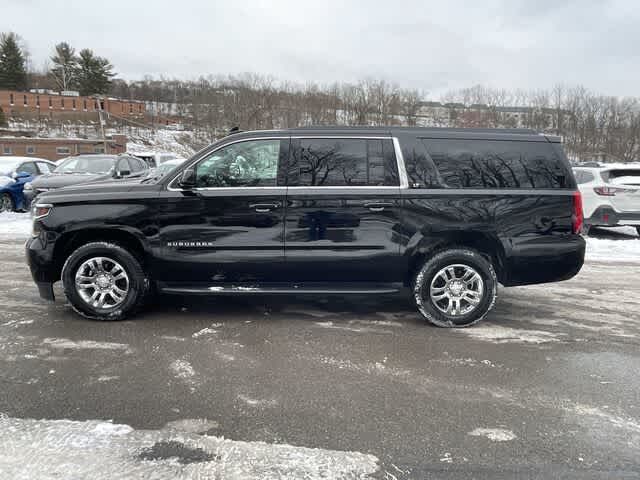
[0,32,28,90]
[0,106,6,127]
[76,49,115,96]
[50,42,78,91]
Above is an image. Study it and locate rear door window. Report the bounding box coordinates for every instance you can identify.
[288,138,398,186]
[37,162,52,174]
[421,139,571,189]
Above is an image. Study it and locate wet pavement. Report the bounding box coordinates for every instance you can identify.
[1,233,639,479]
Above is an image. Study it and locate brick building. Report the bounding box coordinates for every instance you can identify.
[0,89,145,122]
[0,134,127,161]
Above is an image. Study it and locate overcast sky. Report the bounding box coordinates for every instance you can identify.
[2,0,639,97]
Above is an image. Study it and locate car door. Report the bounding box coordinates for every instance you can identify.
[283,135,405,284]
[155,137,288,285]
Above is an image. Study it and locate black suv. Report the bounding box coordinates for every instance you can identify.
[26,127,585,327]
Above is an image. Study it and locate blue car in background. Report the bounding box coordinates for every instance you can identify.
[0,157,57,212]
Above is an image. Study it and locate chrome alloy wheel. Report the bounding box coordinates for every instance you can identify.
[429,264,484,316]
[74,257,130,309]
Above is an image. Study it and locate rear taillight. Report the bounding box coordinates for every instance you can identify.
[594,186,625,196]
[572,191,583,234]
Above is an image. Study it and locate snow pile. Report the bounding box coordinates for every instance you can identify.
[126,129,200,159]
[586,237,640,263]
[0,415,379,479]
[0,212,32,239]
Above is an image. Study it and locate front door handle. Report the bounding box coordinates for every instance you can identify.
[364,201,393,212]
[250,202,280,213]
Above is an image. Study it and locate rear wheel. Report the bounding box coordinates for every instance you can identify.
[636,226,640,237]
[0,193,14,212]
[413,248,497,327]
[61,242,150,320]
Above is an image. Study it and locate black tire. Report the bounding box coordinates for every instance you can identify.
[61,242,150,320]
[636,226,640,237]
[581,223,592,236]
[413,248,497,328]
[0,193,14,212]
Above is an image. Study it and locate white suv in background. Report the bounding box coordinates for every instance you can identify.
[573,164,640,235]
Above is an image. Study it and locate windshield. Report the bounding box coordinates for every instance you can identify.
[54,156,117,175]
[0,159,21,177]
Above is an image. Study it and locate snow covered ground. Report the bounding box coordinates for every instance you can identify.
[2,212,639,262]
[0,415,378,479]
[0,212,32,239]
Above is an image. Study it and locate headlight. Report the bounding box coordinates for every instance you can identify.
[33,203,53,219]
[24,182,32,191]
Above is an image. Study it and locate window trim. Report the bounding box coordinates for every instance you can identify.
[168,136,408,191]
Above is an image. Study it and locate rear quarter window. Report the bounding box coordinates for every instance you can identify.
[421,139,572,189]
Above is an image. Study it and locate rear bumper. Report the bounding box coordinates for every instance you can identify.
[586,206,640,226]
[503,234,586,286]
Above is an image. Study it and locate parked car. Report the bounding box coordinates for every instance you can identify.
[131,151,183,168]
[573,164,640,235]
[0,156,56,212]
[151,158,186,178]
[26,127,585,326]
[23,154,149,206]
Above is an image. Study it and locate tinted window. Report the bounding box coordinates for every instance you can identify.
[421,139,570,189]
[289,138,398,186]
[195,139,281,188]
[37,162,52,174]
[603,169,640,184]
[18,162,38,175]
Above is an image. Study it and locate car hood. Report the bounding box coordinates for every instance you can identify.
[36,177,161,204]
[30,173,112,189]
[0,176,15,189]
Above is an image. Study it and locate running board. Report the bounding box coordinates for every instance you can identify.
[158,282,402,295]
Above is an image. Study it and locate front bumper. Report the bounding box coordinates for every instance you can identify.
[25,235,58,301]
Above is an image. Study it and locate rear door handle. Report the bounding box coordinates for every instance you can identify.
[250,202,280,213]
[364,201,393,212]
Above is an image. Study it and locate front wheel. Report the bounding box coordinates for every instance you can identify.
[636,226,640,237]
[413,248,498,327]
[61,242,150,320]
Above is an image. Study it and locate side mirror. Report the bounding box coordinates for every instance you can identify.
[113,169,131,179]
[179,168,197,189]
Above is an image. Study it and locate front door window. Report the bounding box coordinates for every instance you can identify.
[195,139,280,188]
